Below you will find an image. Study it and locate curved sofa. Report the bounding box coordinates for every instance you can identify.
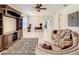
[37,29,79,54]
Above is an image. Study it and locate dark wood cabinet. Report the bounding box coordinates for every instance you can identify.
[0,5,23,51]
[3,34,12,49]
[0,12,3,51]
[0,35,3,51]
[0,12,3,35]
[16,17,23,30]
[3,31,19,49]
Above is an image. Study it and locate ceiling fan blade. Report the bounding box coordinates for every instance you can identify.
[36,8,47,10]
[35,4,47,12]
[36,4,42,8]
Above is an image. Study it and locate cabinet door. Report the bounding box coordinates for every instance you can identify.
[3,35,8,48]
[4,34,12,48]
[0,35,2,49]
[7,34,12,44]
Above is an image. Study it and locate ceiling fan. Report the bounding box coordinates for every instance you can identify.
[35,4,47,12]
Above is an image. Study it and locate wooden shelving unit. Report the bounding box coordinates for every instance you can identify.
[0,13,3,35]
[0,5,23,50]
[0,12,3,51]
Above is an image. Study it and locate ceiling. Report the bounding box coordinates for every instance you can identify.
[15,4,68,16]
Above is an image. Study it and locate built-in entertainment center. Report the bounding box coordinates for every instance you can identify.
[0,5,23,51]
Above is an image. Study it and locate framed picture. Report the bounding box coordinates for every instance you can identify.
[68,12,79,27]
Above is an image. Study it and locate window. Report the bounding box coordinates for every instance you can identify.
[23,17,28,29]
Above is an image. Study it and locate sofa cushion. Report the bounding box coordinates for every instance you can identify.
[59,40,73,49]
[52,30,66,40]
[59,30,67,39]
[62,32,71,41]
[71,32,78,47]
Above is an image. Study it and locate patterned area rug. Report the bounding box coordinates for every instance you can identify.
[1,38,38,55]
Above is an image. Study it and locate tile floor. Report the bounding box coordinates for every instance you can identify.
[23,31,46,43]
[1,38,38,55]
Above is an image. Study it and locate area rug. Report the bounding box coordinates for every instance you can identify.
[1,38,38,55]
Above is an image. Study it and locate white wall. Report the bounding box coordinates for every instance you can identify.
[53,5,79,33]
[44,17,54,43]
[27,15,54,43]
[28,16,46,32]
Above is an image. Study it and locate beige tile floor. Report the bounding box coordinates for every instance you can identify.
[23,31,45,43]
